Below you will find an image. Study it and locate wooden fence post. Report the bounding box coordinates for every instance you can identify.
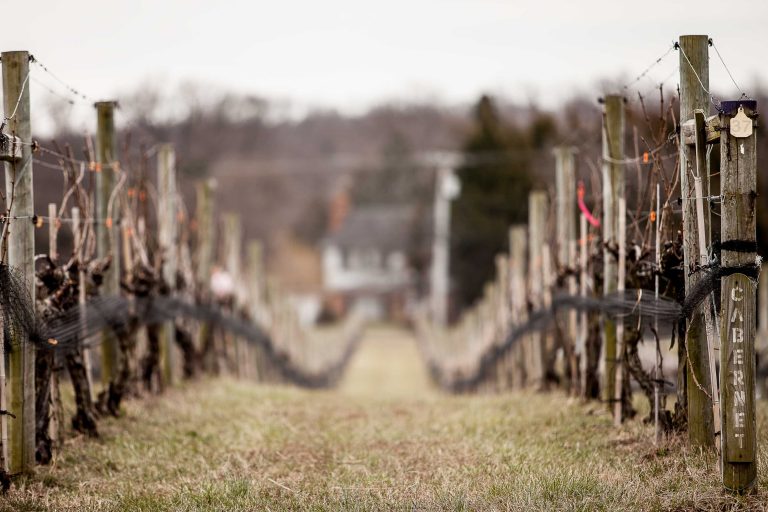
[95,100,120,390]
[2,50,37,474]
[157,144,178,385]
[494,254,510,390]
[222,213,243,377]
[654,183,663,442]
[578,211,589,398]
[46,204,62,450]
[509,225,528,389]
[542,243,557,386]
[247,240,265,322]
[719,99,758,492]
[47,203,58,262]
[760,265,768,341]
[71,207,95,397]
[554,146,578,394]
[601,94,624,409]
[194,179,216,372]
[0,308,5,474]
[613,197,627,425]
[759,265,768,398]
[528,191,548,390]
[678,34,716,448]
[194,179,216,287]
[247,240,266,380]
[248,240,269,379]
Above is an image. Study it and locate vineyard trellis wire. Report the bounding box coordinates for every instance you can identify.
[415,34,763,494]
[0,50,365,487]
[0,34,763,497]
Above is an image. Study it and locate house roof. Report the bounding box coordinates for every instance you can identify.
[326,205,417,253]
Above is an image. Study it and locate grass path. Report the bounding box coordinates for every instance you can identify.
[5,326,768,511]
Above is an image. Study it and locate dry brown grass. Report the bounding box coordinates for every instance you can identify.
[3,326,768,511]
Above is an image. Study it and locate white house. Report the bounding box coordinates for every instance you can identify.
[321,205,415,321]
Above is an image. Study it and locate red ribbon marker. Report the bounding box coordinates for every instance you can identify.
[577,181,601,228]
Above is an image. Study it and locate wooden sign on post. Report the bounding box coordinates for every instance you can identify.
[721,275,755,462]
[719,99,758,493]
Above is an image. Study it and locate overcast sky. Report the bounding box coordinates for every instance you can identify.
[3,0,767,128]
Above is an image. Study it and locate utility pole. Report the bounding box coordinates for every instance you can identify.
[430,165,460,326]
[678,34,715,448]
[157,144,178,385]
[554,146,578,394]
[601,94,624,409]
[95,100,120,389]
[2,50,36,474]
[719,99,758,492]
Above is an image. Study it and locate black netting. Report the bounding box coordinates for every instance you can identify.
[0,263,47,349]
[426,290,687,392]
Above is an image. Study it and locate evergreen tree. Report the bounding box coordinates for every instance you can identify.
[450,95,538,311]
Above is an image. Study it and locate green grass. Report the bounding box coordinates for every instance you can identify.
[4,326,768,511]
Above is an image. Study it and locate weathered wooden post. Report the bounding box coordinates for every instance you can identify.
[759,265,768,398]
[578,210,589,397]
[195,179,216,288]
[157,144,178,385]
[2,50,36,474]
[528,191,548,389]
[654,184,663,443]
[247,240,269,380]
[95,100,120,390]
[247,240,265,322]
[122,222,134,280]
[222,213,243,377]
[613,197,627,425]
[760,266,768,343]
[194,179,216,370]
[0,309,6,474]
[601,94,624,408]
[494,254,511,389]
[719,99,758,492]
[72,207,95,397]
[47,203,58,262]
[554,146,578,394]
[678,34,716,448]
[509,225,528,389]
[46,203,62,450]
